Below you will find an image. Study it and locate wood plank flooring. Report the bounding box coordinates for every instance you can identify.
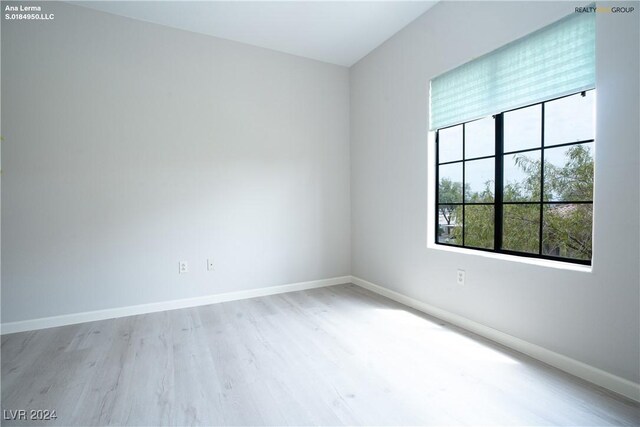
[2,283,639,426]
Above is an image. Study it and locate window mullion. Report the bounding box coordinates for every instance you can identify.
[435,131,440,244]
[539,103,545,255]
[462,124,466,247]
[494,114,504,251]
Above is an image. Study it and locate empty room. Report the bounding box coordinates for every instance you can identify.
[1,0,639,425]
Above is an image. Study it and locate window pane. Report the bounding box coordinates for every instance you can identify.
[465,116,495,159]
[438,205,462,245]
[503,204,540,254]
[542,204,592,260]
[504,104,541,152]
[464,205,494,249]
[544,143,593,201]
[465,158,494,202]
[503,151,541,202]
[438,125,463,163]
[545,91,595,146]
[438,163,463,203]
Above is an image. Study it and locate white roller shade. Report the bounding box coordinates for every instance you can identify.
[430,10,595,131]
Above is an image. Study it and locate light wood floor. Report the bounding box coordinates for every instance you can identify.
[2,283,639,426]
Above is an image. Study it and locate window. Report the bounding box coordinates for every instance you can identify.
[430,9,595,265]
[436,90,595,265]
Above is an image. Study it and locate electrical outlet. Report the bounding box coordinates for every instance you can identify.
[207,258,214,271]
[179,261,189,274]
[457,269,465,285]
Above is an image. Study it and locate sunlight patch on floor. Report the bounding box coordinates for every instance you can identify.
[372,306,519,365]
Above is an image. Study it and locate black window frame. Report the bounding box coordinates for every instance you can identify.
[435,89,594,266]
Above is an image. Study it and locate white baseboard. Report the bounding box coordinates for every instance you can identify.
[350,275,640,403]
[0,276,351,335]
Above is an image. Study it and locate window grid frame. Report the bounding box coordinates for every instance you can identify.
[435,90,594,266]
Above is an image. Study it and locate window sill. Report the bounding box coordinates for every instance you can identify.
[427,242,592,273]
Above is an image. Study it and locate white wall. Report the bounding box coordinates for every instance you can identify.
[350,1,640,384]
[1,2,350,323]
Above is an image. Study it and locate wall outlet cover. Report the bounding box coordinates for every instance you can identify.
[179,261,189,274]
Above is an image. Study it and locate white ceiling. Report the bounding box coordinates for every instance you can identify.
[76,1,437,66]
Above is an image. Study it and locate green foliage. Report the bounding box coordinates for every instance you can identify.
[438,179,462,205]
[437,179,462,244]
[505,154,541,202]
[438,144,593,260]
[542,202,593,260]
[463,205,494,249]
[544,144,594,201]
[503,204,540,254]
